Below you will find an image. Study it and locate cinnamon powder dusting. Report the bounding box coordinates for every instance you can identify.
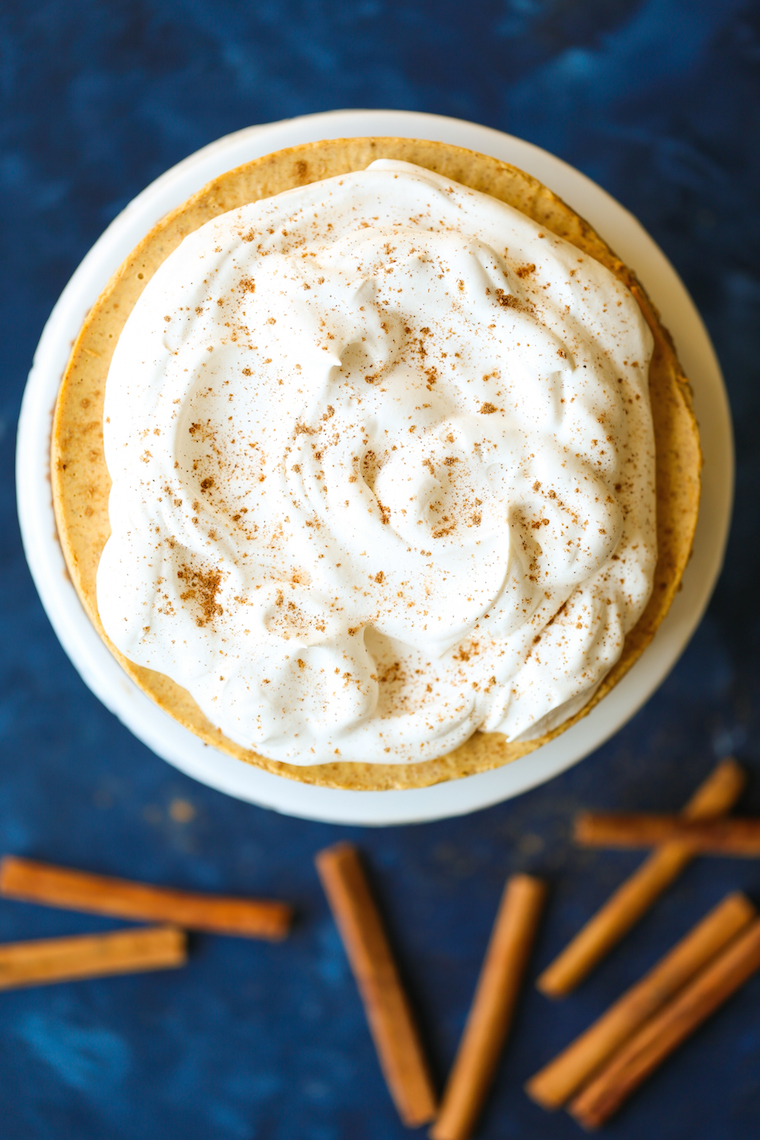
[178,562,224,627]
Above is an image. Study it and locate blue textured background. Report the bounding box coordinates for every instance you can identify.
[3,2,760,1137]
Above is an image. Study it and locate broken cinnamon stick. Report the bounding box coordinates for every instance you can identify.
[575,814,760,857]
[0,926,186,990]
[0,856,291,940]
[526,891,755,1109]
[431,874,547,1140]
[315,842,437,1128]
[569,916,760,1129]
[537,759,746,997]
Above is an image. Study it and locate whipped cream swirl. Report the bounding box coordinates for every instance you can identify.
[98,160,656,764]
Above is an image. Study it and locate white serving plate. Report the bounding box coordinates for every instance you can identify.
[16,110,732,826]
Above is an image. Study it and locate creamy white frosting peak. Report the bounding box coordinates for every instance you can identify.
[98,159,656,764]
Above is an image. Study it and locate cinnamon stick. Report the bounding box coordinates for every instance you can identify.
[569,916,760,1129]
[0,856,291,940]
[0,926,186,990]
[315,842,437,1128]
[537,759,745,997]
[575,814,760,856]
[526,891,755,1109]
[431,875,547,1140]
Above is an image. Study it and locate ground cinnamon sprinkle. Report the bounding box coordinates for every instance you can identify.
[177,563,224,627]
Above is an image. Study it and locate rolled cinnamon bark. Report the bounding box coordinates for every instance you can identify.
[0,926,186,990]
[569,916,760,1129]
[315,842,437,1129]
[0,856,291,940]
[431,874,547,1140]
[526,891,755,1109]
[537,759,745,997]
[575,814,760,856]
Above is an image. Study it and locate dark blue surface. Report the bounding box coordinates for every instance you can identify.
[3,2,760,1137]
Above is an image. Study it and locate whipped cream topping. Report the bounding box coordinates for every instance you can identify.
[98,159,656,765]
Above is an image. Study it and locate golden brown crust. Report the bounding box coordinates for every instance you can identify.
[52,137,701,790]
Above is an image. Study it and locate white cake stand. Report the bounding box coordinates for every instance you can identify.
[16,110,732,826]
